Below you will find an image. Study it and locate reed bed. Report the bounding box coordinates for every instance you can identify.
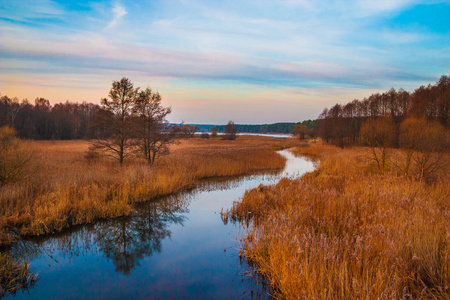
[228,142,450,299]
[0,135,298,245]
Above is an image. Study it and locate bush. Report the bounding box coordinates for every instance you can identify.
[0,126,33,186]
[211,127,218,138]
[293,124,309,140]
[222,121,237,140]
[200,132,210,139]
[399,118,449,181]
[84,147,100,164]
[360,116,396,173]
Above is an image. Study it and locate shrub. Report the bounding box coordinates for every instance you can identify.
[222,121,237,140]
[211,126,218,138]
[399,118,449,181]
[0,126,33,186]
[84,147,100,164]
[360,116,396,173]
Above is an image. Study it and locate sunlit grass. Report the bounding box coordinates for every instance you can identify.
[228,142,450,299]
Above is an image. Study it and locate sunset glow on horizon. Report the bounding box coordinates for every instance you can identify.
[1,0,449,124]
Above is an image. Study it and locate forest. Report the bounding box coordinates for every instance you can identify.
[0,96,317,139]
[319,75,449,147]
[0,97,100,140]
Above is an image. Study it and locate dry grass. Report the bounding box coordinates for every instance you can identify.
[0,135,302,245]
[0,253,36,298]
[228,142,450,299]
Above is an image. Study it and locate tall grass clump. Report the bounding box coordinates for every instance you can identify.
[228,142,450,299]
[0,253,37,298]
[0,126,34,186]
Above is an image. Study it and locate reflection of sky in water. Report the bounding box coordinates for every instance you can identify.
[5,150,315,299]
[278,149,316,178]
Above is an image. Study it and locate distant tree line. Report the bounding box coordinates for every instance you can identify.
[215,121,317,134]
[319,75,449,147]
[0,96,100,140]
[0,95,319,139]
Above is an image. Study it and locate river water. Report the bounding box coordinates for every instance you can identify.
[5,150,315,300]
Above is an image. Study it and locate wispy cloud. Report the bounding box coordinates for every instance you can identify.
[107,3,127,29]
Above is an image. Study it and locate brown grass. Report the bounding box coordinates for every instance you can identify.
[227,142,450,299]
[0,253,37,298]
[0,135,302,245]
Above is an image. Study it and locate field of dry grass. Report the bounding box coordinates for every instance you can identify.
[0,135,302,246]
[228,141,450,299]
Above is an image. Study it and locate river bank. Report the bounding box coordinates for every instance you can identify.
[228,142,450,299]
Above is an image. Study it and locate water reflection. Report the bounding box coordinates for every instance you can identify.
[9,195,188,276]
[97,196,188,274]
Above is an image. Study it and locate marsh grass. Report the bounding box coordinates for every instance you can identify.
[228,141,450,299]
[0,136,301,244]
[0,253,37,298]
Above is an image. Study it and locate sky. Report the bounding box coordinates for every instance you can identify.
[0,0,449,124]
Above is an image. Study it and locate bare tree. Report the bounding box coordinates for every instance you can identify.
[398,118,423,177]
[360,116,396,173]
[90,78,137,165]
[133,88,175,164]
[181,124,199,138]
[223,121,237,140]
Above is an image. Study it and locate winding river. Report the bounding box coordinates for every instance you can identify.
[5,150,315,299]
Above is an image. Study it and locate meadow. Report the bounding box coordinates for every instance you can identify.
[0,135,300,246]
[228,142,450,299]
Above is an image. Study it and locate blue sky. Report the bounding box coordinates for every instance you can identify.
[0,0,449,123]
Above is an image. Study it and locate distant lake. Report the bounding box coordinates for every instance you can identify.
[5,150,314,299]
[202,132,293,138]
